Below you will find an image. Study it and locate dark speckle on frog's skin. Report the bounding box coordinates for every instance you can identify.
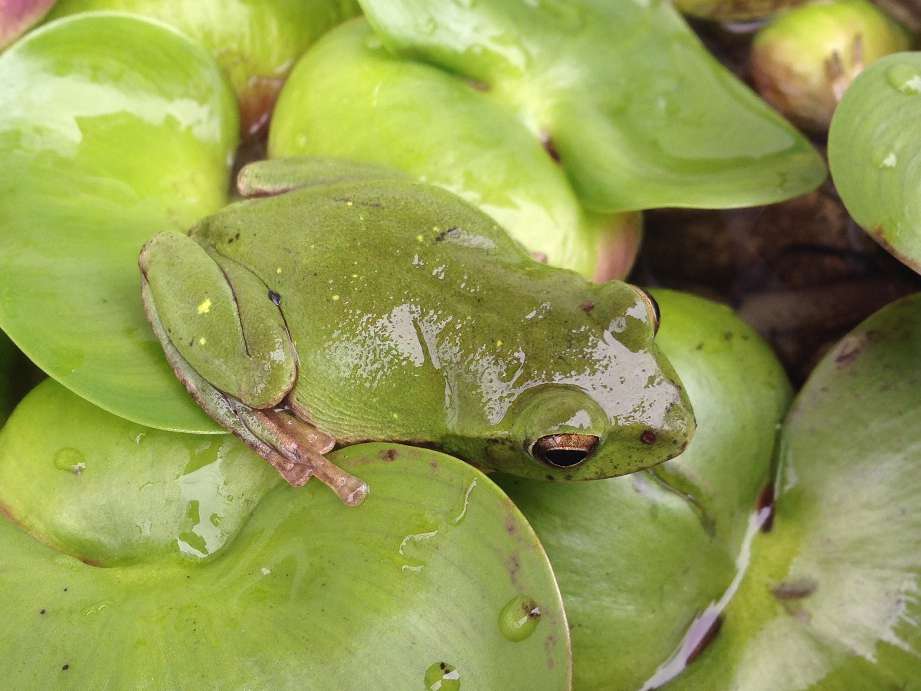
[434,227,460,243]
[268,290,282,306]
[640,430,657,445]
[379,448,397,461]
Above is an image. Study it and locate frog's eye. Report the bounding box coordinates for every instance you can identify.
[632,286,660,335]
[530,433,600,468]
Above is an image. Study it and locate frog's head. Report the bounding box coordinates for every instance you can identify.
[474,284,695,481]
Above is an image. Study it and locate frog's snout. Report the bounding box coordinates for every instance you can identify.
[530,434,599,469]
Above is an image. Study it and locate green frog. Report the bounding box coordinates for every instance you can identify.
[139,158,694,506]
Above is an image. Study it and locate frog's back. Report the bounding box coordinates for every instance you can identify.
[191,179,626,443]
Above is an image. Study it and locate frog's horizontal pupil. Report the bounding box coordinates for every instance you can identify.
[531,434,599,468]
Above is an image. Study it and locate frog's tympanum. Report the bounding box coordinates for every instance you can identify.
[139,158,695,505]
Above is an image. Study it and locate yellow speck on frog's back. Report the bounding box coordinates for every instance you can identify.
[196,298,212,315]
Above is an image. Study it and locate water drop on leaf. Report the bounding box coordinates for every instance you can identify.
[498,594,542,642]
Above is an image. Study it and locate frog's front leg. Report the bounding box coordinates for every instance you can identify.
[139,232,368,506]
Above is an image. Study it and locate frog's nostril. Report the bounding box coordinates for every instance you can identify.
[531,434,599,468]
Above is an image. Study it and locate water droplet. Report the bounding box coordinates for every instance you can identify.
[498,595,541,642]
[872,148,899,169]
[451,479,477,525]
[424,661,461,690]
[887,64,921,95]
[399,528,439,575]
[81,601,111,617]
[53,448,86,475]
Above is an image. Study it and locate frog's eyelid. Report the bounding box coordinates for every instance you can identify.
[208,245,300,368]
[630,286,660,334]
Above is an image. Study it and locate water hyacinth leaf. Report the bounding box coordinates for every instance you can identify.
[500,290,792,690]
[0,14,239,433]
[355,0,826,213]
[270,19,640,281]
[829,52,921,275]
[672,293,921,689]
[0,0,56,49]
[48,0,360,136]
[0,381,282,565]
[752,0,910,133]
[0,381,571,688]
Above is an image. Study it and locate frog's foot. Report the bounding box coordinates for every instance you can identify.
[226,402,369,507]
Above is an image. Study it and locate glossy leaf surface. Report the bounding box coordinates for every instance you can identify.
[48,0,360,136]
[355,0,826,213]
[0,14,239,432]
[829,52,921,274]
[674,293,921,689]
[501,290,792,689]
[0,381,571,688]
[270,20,639,280]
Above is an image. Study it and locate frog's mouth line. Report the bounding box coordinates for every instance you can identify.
[531,434,599,469]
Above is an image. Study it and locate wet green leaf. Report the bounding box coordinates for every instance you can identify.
[0,381,571,688]
[48,0,360,136]
[270,19,640,280]
[352,0,825,213]
[500,290,792,689]
[673,293,921,689]
[829,52,921,275]
[0,14,239,433]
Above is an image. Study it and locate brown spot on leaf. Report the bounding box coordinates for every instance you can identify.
[544,634,557,670]
[506,553,521,585]
[772,578,818,600]
[835,332,868,368]
[379,449,398,462]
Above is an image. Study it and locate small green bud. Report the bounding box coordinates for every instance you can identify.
[675,0,805,21]
[752,0,911,132]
